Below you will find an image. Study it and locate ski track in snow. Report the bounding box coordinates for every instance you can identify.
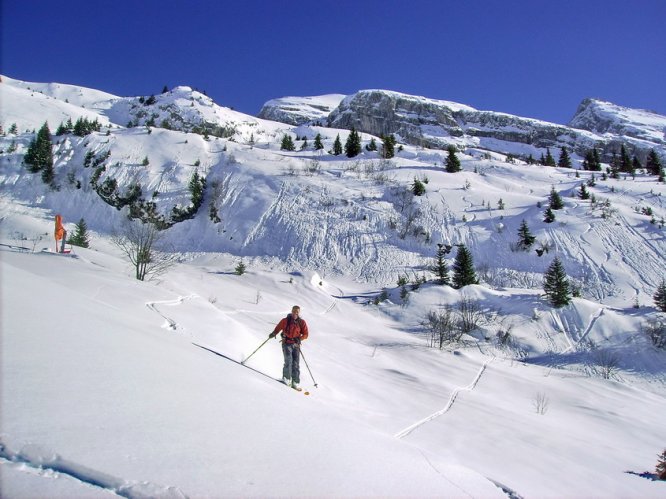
[0,442,187,499]
[560,308,605,354]
[394,359,493,439]
[145,295,197,332]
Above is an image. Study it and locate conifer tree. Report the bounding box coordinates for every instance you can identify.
[544,148,556,167]
[579,184,590,200]
[280,134,295,151]
[543,257,571,307]
[646,149,662,175]
[314,133,324,151]
[582,148,602,171]
[412,177,426,196]
[548,186,564,210]
[366,137,378,151]
[609,151,620,179]
[69,218,91,248]
[332,134,343,155]
[543,207,556,223]
[434,243,450,285]
[656,449,666,480]
[452,245,478,289]
[619,144,633,174]
[445,145,462,173]
[517,219,536,250]
[558,147,572,169]
[654,279,666,312]
[381,134,396,159]
[24,122,54,183]
[235,260,247,275]
[344,127,362,158]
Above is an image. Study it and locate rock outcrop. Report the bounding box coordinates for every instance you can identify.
[325,90,666,161]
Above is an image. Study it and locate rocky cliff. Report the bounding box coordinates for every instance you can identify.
[258,94,345,125]
[324,90,666,162]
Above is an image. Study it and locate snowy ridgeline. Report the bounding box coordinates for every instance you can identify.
[1,75,666,497]
[1,75,665,307]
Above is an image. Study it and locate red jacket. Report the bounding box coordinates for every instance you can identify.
[273,314,308,344]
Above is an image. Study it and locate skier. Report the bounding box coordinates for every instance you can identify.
[54,214,67,253]
[269,305,309,390]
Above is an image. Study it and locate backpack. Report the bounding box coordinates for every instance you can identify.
[282,313,304,342]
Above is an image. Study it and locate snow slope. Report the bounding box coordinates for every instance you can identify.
[1,76,666,496]
[1,209,665,497]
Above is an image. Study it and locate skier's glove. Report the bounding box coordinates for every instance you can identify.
[269,332,277,338]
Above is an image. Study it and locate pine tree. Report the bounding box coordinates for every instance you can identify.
[646,149,662,175]
[544,148,556,167]
[579,184,590,200]
[332,134,343,155]
[656,449,666,480]
[517,219,536,250]
[619,144,633,173]
[24,122,54,183]
[549,186,564,210]
[412,177,426,196]
[314,133,324,151]
[543,207,556,223]
[344,127,362,158]
[434,243,450,285]
[280,134,295,151]
[366,137,378,151]
[654,279,666,313]
[609,151,620,179]
[558,147,572,169]
[69,218,91,248]
[381,134,396,159]
[445,145,462,173]
[452,245,478,289]
[235,260,247,275]
[543,257,571,307]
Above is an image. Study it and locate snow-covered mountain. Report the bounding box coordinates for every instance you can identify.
[569,97,666,145]
[1,75,666,497]
[257,94,345,125]
[324,89,666,161]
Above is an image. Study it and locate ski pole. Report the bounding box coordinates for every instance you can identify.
[241,336,272,365]
[299,348,318,388]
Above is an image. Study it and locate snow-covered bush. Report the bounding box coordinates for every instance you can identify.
[642,318,666,349]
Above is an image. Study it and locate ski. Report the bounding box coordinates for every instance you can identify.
[278,378,310,395]
[193,343,310,395]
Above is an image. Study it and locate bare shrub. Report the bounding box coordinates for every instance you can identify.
[112,220,177,281]
[533,392,549,415]
[457,296,496,334]
[424,306,459,348]
[590,349,621,380]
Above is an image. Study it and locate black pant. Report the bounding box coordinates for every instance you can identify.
[281,342,300,383]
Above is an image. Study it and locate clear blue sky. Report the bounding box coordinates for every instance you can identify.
[2,0,664,124]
